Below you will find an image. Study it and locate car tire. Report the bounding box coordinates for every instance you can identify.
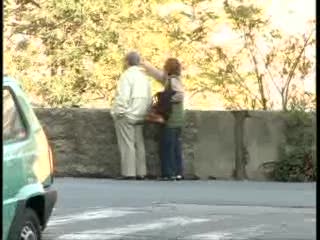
[19,208,41,240]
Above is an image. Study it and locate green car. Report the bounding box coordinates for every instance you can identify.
[3,76,57,240]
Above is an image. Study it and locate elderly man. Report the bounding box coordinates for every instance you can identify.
[111,52,152,180]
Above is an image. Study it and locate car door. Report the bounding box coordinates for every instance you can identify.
[2,86,36,240]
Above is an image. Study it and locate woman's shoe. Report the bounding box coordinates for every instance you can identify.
[160,176,176,181]
[160,177,170,181]
[176,175,183,180]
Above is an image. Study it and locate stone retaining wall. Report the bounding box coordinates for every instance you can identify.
[34,108,316,180]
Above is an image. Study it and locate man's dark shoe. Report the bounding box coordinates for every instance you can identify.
[136,176,146,180]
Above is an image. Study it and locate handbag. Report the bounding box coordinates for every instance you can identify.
[145,79,175,124]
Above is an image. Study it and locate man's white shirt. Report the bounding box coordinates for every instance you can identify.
[111,66,152,122]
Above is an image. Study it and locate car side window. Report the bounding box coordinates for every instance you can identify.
[3,88,27,143]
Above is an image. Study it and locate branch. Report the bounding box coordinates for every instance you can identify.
[26,0,41,8]
[188,80,219,99]
[207,49,262,104]
[224,5,270,109]
[248,36,282,94]
[245,33,267,109]
[283,29,315,108]
[7,13,78,40]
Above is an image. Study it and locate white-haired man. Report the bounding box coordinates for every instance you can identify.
[111,52,152,180]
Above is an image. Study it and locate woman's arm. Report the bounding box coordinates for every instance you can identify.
[140,61,166,85]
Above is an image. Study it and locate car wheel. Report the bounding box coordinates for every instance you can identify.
[19,208,41,240]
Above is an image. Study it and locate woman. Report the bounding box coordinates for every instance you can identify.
[141,58,185,180]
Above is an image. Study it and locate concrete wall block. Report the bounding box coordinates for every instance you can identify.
[36,108,120,178]
[194,111,235,179]
[244,112,286,180]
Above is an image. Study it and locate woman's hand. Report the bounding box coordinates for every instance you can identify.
[140,60,166,84]
[140,59,149,69]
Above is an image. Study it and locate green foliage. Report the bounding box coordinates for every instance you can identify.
[3,0,316,109]
[263,111,316,182]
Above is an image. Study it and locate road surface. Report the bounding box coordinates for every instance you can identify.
[43,178,316,240]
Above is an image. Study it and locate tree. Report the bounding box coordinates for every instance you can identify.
[158,0,315,110]
[3,0,315,110]
[196,0,315,110]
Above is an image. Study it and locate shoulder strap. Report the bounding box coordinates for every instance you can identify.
[166,75,176,91]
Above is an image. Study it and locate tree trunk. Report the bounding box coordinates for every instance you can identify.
[232,111,249,180]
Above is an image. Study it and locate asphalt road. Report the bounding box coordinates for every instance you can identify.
[43,178,316,240]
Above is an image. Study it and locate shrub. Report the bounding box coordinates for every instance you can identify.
[263,111,316,182]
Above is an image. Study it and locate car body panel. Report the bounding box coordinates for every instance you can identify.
[3,76,57,240]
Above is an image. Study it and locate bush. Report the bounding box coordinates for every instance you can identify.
[263,111,316,182]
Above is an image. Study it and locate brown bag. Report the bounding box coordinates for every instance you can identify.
[145,111,165,124]
[145,78,175,124]
[145,93,166,124]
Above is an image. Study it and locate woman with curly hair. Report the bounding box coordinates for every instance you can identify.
[141,58,185,180]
